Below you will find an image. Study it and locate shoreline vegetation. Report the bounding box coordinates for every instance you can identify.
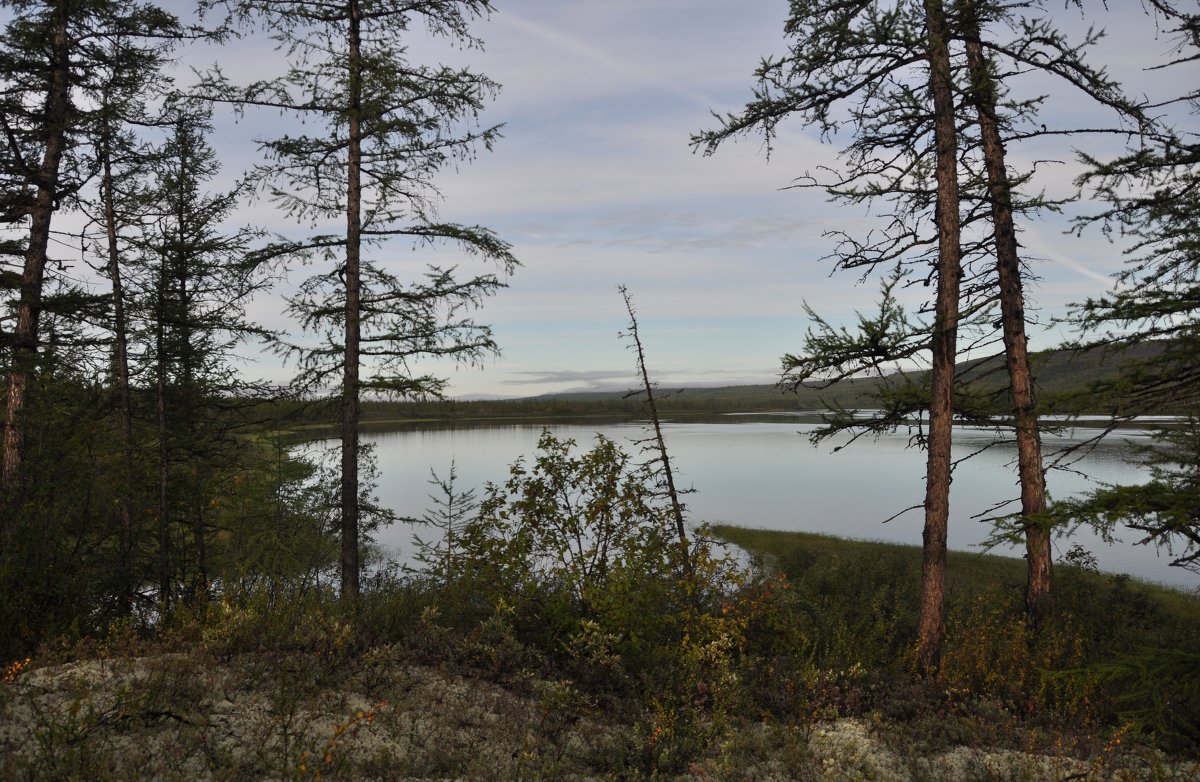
[5,349,1198,779]
[259,344,1186,441]
[4,0,1198,774]
[3,523,1198,780]
[709,524,1200,604]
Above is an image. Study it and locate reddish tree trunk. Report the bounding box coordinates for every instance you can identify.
[2,12,69,499]
[917,0,965,676]
[341,0,363,604]
[962,21,1052,625]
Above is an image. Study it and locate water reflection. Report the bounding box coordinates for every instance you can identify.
[352,419,1195,590]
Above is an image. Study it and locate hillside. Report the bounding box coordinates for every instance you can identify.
[243,343,1184,440]
[536,343,1168,407]
[339,343,1175,427]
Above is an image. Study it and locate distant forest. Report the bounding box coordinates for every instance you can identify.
[307,342,1180,429]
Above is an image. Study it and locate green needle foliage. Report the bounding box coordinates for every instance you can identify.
[695,0,1148,664]
[1065,1,1200,581]
[196,0,518,600]
[0,0,185,504]
[410,460,478,583]
[1057,419,1200,572]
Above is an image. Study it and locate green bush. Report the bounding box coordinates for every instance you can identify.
[438,431,700,665]
[407,431,763,772]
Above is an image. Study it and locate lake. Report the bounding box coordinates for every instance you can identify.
[320,416,1197,590]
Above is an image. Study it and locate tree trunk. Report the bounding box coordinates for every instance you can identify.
[174,121,209,608]
[620,286,692,579]
[916,0,965,676]
[100,118,137,615]
[181,239,209,607]
[156,271,172,617]
[341,0,363,604]
[2,11,69,500]
[962,17,1053,625]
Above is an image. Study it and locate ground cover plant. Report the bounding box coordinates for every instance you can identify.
[3,0,1199,777]
[713,525,1200,753]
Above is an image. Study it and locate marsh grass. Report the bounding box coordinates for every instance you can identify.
[714,525,1200,753]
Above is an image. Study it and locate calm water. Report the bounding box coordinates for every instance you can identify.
[318,417,1196,590]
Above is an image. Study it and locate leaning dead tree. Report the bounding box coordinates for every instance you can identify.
[619,285,692,579]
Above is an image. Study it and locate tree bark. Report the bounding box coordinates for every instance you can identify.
[175,148,208,608]
[2,11,70,499]
[100,117,137,615]
[341,0,363,604]
[156,267,172,616]
[917,0,964,676]
[962,16,1052,625]
[620,286,692,580]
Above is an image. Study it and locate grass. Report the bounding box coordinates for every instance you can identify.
[710,524,1200,755]
[709,523,1200,613]
[3,552,1199,780]
[711,524,1028,587]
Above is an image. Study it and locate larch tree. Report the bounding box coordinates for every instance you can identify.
[0,0,73,499]
[79,25,182,615]
[957,1,1051,623]
[619,285,692,580]
[134,100,268,611]
[197,0,517,602]
[695,0,1145,668]
[695,0,979,673]
[0,0,181,512]
[953,0,1147,623]
[1063,2,1200,573]
[916,0,963,673]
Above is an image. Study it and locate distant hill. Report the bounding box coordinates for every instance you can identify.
[346,343,1178,426]
[531,342,1168,410]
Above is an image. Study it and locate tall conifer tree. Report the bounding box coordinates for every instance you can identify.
[695,0,1144,667]
[198,0,517,601]
[134,101,267,610]
[82,25,181,614]
[0,0,181,509]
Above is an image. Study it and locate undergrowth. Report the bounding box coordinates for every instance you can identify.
[1,437,1197,779]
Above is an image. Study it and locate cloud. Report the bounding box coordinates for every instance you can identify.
[492,11,718,111]
[497,366,782,397]
[130,0,1200,403]
[1018,223,1122,291]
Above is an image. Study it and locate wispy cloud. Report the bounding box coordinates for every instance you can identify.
[1020,224,1121,289]
[493,10,719,110]
[157,0,1197,400]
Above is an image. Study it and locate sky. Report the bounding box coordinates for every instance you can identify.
[171,1,1199,398]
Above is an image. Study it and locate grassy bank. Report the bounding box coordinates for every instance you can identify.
[709,524,1200,749]
[709,524,1200,620]
[711,525,1031,589]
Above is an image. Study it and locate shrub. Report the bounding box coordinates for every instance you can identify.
[440,431,701,664]
[940,589,1094,725]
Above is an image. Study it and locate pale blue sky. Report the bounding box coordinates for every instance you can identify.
[178,1,1197,398]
